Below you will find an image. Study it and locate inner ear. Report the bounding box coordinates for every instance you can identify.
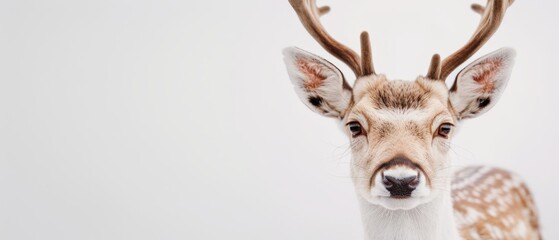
[296,59,329,90]
[449,48,516,120]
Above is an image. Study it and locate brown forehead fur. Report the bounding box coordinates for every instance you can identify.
[372,80,431,109]
[351,75,450,112]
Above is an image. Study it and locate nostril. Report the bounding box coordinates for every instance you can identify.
[382,175,394,188]
[408,176,420,189]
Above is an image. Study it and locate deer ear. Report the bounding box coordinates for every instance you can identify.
[283,47,352,118]
[449,48,516,120]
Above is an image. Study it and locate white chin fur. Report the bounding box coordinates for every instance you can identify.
[363,194,434,210]
[378,197,425,210]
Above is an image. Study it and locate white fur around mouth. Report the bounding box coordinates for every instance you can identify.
[377,196,425,210]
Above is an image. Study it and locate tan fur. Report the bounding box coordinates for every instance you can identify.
[348,77,452,200]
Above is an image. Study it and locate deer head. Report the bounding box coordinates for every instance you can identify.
[283,0,515,210]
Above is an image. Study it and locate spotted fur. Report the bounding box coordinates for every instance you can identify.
[452,166,541,240]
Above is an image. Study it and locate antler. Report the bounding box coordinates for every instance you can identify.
[288,0,375,77]
[430,0,514,80]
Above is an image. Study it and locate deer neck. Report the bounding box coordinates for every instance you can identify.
[357,182,461,240]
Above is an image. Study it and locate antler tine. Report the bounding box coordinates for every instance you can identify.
[426,54,441,80]
[472,0,514,15]
[437,0,514,80]
[289,0,364,77]
[317,6,330,15]
[360,31,375,76]
[471,3,486,14]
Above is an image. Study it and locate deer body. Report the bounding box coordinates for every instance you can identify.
[453,167,540,240]
[358,166,540,240]
[283,0,541,239]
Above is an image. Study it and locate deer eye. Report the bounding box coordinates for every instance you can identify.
[437,123,453,138]
[347,121,364,137]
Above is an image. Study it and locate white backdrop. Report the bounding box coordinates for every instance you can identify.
[1,0,557,239]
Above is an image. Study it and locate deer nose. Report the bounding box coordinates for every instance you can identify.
[382,173,419,198]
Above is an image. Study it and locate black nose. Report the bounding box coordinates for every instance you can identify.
[382,175,419,198]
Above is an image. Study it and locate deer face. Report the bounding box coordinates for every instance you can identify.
[347,76,454,210]
[283,47,515,210]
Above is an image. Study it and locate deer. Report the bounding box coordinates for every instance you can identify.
[282,0,541,239]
